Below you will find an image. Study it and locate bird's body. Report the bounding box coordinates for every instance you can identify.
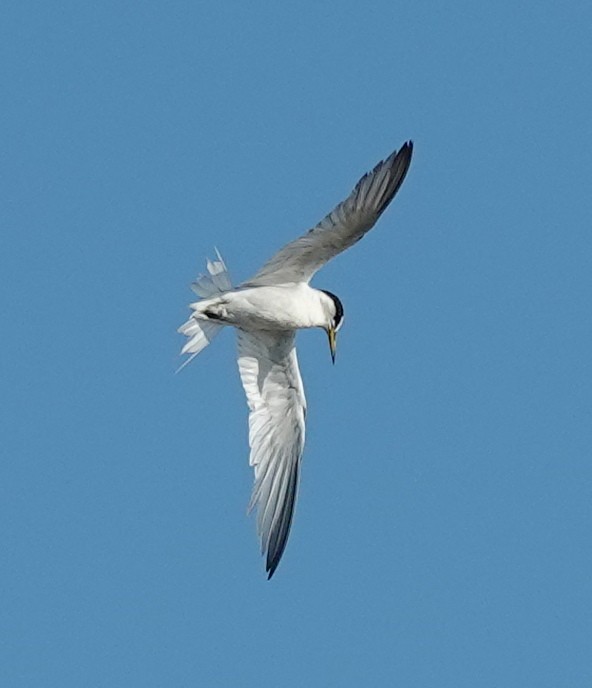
[190,283,334,331]
[179,141,413,577]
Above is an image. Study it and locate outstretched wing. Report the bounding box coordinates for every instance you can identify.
[245,141,413,287]
[237,329,306,578]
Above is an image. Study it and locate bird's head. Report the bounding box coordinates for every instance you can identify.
[320,290,344,364]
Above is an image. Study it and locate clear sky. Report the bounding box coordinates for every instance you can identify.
[2,1,591,686]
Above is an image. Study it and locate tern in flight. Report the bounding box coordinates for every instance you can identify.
[179,141,413,578]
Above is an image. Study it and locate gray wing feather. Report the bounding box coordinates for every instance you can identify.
[245,141,413,286]
[237,329,306,578]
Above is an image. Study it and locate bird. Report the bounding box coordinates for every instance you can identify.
[179,141,413,578]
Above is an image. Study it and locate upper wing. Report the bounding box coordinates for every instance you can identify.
[237,329,306,578]
[244,141,413,287]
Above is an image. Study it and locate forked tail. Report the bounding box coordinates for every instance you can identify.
[177,249,231,371]
[189,248,232,298]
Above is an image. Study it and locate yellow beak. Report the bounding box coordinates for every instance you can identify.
[327,327,337,364]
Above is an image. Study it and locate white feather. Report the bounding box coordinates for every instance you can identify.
[177,249,232,370]
[237,330,306,577]
[191,248,232,298]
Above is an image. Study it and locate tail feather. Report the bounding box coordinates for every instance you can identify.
[176,318,223,372]
[191,248,231,297]
[178,249,232,370]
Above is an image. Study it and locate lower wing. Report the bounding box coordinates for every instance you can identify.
[237,329,307,578]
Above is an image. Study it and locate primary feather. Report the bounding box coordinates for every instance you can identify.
[244,142,413,287]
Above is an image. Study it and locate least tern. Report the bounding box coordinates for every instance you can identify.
[179,141,413,578]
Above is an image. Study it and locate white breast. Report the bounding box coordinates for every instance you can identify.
[217,283,328,331]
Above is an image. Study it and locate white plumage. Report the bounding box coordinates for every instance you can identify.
[179,142,413,577]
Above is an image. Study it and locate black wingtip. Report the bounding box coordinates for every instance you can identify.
[395,140,414,168]
[372,139,414,219]
[265,539,286,580]
[398,140,414,164]
[266,554,280,579]
[261,458,300,580]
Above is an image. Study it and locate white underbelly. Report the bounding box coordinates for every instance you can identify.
[200,284,325,331]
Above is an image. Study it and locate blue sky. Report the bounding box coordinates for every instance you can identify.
[2,1,591,686]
